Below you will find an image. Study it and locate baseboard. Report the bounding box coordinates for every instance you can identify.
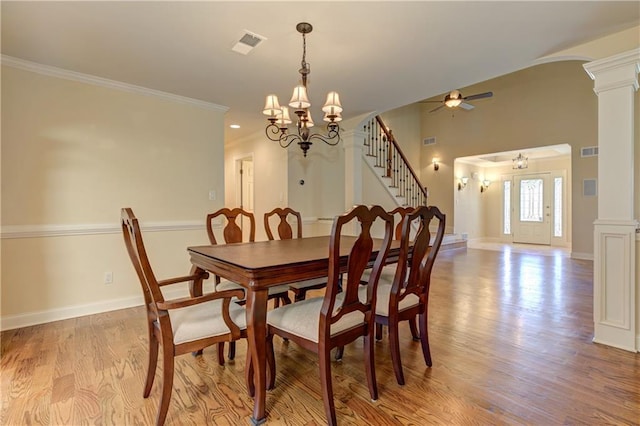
[0,282,216,331]
[571,252,594,261]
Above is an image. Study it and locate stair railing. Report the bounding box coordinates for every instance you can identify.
[363,116,428,207]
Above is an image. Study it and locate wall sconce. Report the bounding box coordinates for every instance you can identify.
[432,158,440,171]
[480,179,491,193]
[458,176,469,191]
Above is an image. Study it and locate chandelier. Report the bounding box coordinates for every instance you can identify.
[262,22,343,157]
[512,153,528,169]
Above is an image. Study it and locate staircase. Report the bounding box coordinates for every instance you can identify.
[362,116,427,207]
[362,115,465,251]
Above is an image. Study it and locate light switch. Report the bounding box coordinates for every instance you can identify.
[209,190,216,201]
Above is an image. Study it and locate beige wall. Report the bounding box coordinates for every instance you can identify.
[1,65,226,326]
[418,61,600,256]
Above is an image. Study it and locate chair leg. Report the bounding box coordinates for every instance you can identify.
[294,288,306,302]
[375,323,383,341]
[389,320,405,385]
[144,328,159,398]
[217,343,225,366]
[408,316,420,341]
[228,341,236,360]
[156,342,175,426]
[266,334,276,390]
[334,346,344,361]
[319,346,337,426]
[363,332,379,401]
[419,311,433,367]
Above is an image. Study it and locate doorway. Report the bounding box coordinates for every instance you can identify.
[513,173,551,244]
[235,155,254,235]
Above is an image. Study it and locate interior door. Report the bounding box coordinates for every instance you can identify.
[513,174,551,245]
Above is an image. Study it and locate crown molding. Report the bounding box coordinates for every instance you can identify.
[1,55,229,113]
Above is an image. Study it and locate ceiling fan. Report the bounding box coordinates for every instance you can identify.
[423,90,493,113]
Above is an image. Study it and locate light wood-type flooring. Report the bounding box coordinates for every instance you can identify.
[2,247,639,425]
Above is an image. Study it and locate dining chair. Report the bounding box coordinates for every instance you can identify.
[206,207,292,306]
[264,207,327,301]
[371,205,446,385]
[121,208,247,426]
[207,207,292,360]
[265,205,394,426]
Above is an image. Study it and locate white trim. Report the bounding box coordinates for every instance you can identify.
[571,252,594,261]
[1,221,205,239]
[0,282,216,331]
[1,295,144,331]
[1,55,229,113]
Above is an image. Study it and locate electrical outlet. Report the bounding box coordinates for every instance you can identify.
[104,271,113,285]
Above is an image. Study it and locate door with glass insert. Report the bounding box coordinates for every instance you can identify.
[513,174,551,244]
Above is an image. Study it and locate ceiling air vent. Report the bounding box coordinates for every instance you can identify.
[423,136,436,146]
[232,31,266,55]
[581,146,599,157]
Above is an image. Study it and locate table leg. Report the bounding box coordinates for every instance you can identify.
[246,286,269,425]
[188,265,204,297]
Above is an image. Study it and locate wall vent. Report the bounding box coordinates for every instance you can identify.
[423,136,436,146]
[581,146,599,157]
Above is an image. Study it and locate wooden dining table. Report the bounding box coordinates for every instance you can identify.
[187,235,401,425]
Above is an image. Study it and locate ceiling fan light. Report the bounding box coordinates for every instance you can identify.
[263,94,282,117]
[445,98,462,108]
[289,85,311,109]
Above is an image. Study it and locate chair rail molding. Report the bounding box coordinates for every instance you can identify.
[1,221,205,239]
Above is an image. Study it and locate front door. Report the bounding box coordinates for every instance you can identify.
[513,174,551,245]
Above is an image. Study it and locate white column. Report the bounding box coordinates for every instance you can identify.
[342,128,366,235]
[584,49,640,352]
[342,129,366,210]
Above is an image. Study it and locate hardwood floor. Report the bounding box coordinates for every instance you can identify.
[2,247,639,425]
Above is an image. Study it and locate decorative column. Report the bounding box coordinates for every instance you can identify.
[342,128,366,235]
[583,49,640,352]
[342,128,366,210]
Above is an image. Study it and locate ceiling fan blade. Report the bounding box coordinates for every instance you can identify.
[463,91,493,101]
[459,102,475,110]
[429,104,445,113]
[419,100,444,103]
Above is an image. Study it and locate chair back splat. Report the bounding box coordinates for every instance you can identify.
[207,207,255,245]
[264,207,302,240]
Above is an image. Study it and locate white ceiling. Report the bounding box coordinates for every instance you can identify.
[2,1,638,145]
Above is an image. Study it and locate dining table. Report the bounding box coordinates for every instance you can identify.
[187,234,401,425]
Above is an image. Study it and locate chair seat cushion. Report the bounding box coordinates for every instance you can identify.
[288,277,327,290]
[169,298,247,345]
[267,296,365,343]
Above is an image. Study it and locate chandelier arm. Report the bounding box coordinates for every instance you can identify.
[307,129,342,146]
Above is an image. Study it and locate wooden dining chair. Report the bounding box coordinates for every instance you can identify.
[207,207,291,360]
[206,207,292,306]
[371,205,446,385]
[265,205,394,426]
[264,207,327,301]
[121,208,247,426]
